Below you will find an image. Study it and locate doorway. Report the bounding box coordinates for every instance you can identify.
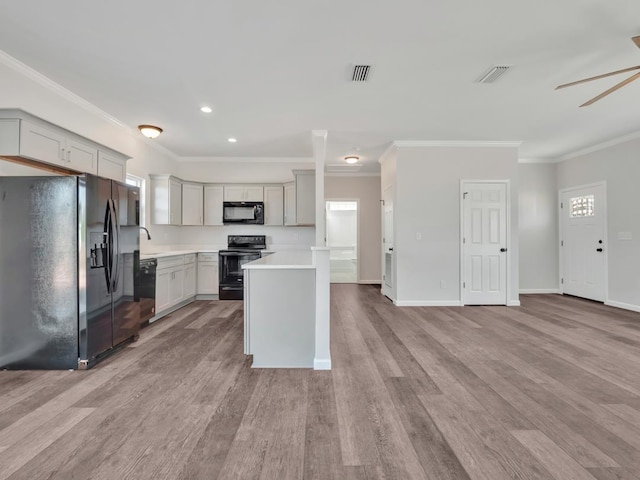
[559,183,607,302]
[461,181,509,305]
[326,201,358,283]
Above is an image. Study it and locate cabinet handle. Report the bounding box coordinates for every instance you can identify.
[60,148,65,161]
[67,150,71,163]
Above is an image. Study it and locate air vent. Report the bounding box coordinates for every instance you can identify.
[352,65,372,82]
[475,65,511,83]
[326,163,363,173]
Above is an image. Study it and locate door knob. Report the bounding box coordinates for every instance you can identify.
[500,248,507,252]
[596,248,603,252]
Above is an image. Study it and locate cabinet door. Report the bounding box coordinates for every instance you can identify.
[295,172,315,225]
[223,186,245,202]
[284,183,296,226]
[197,261,219,294]
[156,269,171,313]
[184,264,197,298]
[182,183,203,225]
[66,138,98,174]
[19,120,66,167]
[264,186,284,226]
[169,267,184,305]
[97,151,126,182]
[169,179,182,225]
[204,185,224,225]
[244,186,264,202]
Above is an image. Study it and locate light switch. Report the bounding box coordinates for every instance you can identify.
[416,232,422,240]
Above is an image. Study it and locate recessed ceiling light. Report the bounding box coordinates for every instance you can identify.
[200,106,213,113]
[344,156,359,164]
[138,125,163,139]
[228,138,237,143]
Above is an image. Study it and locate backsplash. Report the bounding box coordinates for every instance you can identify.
[141,224,315,251]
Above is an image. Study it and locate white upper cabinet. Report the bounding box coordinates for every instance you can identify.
[264,185,284,226]
[294,170,315,225]
[97,150,126,182]
[224,185,264,202]
[182,183,204,226]
[66,138,98,174]
[204,185,224,226]
[284,182,296,226]
[0,111,129,177]
[150,174,183,225]
[19,120,67,168]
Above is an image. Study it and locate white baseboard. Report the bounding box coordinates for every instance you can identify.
[394,300,462,307]
[520,289,560,294]
[252,363,314,369]
[507,300,521,306]
[313,358,332,370]
[604,300,640,313]
[358,280,381,285]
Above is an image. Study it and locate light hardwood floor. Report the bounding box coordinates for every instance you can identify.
[2,286,640,479]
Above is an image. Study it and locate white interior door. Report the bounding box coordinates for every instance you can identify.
[463,182,507,305]
[382,186,394,297]
[561,184,606,302]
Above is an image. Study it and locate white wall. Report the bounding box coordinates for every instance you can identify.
[518,163,559,293]
[390,145,519,305]
[325,175,382,283]
[557,138,640,311]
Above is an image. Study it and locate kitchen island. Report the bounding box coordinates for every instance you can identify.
[242,248,330,369]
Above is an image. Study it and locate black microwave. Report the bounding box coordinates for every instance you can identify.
[222,201,264,224]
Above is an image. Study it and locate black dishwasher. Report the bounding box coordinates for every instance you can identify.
[137,258,157,326]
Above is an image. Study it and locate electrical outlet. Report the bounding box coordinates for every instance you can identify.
[440,280,446,289]
[416,232,422,240]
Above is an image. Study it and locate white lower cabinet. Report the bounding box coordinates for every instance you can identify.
[155,255,187,316]
[197,253,219,294]
[183,254,197,298]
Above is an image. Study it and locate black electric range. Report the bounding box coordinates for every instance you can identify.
[219,235,266,300]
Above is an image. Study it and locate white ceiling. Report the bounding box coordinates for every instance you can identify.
[1,0,640,172]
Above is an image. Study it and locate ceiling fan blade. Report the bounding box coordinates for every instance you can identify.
[580,71,640,107]
[556,65,640,89]
[633,36,640,49]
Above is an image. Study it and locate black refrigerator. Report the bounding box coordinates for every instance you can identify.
[0,174,140,369]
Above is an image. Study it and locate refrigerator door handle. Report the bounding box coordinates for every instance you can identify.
[103,200,112,293]
[110,198,121,291]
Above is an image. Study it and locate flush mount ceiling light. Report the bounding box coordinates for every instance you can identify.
[227,138,237,143]
[138,125,163,139]
[200,106,213,113]
[344,155,359,164]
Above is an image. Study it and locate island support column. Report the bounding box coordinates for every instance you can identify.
[312,247,331,370]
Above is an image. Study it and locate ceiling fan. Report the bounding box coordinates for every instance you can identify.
[556,36,640,107]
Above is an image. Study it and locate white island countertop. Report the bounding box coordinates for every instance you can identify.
[242,251,315,270]
[140,249,219,260]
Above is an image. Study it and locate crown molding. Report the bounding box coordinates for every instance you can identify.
[558,130,640,162]
[324,172,381,177]
[518,157,557,164]
[378,142,396,164]
[0,48,181,162]
[392,140,522,148]
[0,49,130,130]
[176,156,314,163]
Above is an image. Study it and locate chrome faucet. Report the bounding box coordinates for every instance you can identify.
[139,226,151,240]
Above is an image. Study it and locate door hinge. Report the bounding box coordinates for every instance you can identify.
[561,278,564,284]
[561,240,563,247]
[463,237,466,244]
[463,282,466,288]
[560,202,563,208]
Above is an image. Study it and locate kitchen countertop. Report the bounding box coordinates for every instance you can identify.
[140,250,218,260]
[242,251,314,270]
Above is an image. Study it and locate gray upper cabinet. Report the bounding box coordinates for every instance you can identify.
[182,183,204,226]
[292,170,315,226]
[204,185,224,225]
[224,185,264,202]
